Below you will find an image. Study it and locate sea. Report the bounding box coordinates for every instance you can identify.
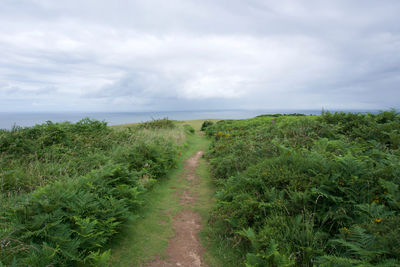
[0,109,381,130]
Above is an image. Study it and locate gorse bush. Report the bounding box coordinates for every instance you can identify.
[0,118,180,266]
[206,111,400,266]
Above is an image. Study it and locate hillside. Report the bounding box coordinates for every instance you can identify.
[1,111,400,266]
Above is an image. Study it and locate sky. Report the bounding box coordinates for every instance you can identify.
[0,0,399,112]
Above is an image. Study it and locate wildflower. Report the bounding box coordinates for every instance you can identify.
[338,182,344,186]
[342,227,350,235]
[280,168,283,171]
[217,131,223,137]
[224,133,231,138]
[375,218,382,223]
[373,197,380,204]
[377,231,381,235]
[263,172,268,175]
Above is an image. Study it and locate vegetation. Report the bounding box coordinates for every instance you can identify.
[0,118,182,266]
[201,120,214,131]
[205,110,400,266]
[2,112,399,266]
[183,124,195,134]
[108,120,213,266]
[136,117,175,130]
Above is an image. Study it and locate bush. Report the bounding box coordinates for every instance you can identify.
[1,164,140,265]
[200,120,214,131]
[136,118,175,129]
[183,124,195,134]
[206,111,400,266]
[0,118,180,265]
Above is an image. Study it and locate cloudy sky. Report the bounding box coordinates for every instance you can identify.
[0,0,399,112]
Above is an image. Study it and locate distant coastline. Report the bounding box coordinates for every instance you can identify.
[0,109,383,129]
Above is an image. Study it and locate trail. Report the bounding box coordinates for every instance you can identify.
[108,122,217,267]
[147,150,208,267]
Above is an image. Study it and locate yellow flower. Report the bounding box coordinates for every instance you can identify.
[217,131,223,137]
[263,172,268,175]
[375,218,382,223]
[338,182,344,186]
[224,133,231,138]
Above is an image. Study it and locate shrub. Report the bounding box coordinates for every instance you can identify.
[0,118,180,265]
[1,164,140,265]
[206,111,400,266]
[136,118,175,129]
[183,124,195,134]
[200,120,214,131]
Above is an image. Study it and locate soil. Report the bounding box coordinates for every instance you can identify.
[147,151,208,267]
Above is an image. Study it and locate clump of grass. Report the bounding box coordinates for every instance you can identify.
[137,118,175,130]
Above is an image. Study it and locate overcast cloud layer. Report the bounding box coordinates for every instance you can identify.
[0,0,399,112]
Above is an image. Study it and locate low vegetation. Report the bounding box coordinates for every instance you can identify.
[136,117,175,130]
[201,120,214,131]
[2,112,399,266]
[205,110,400,266]
[0,118,182,266]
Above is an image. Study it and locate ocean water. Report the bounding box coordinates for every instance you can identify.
[0,109,378,130]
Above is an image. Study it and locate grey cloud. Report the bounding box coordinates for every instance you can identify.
[85,71,179,99]
[1,85,56,96]
[0,0,399,111]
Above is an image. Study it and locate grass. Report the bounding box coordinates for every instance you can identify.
[113,118,220,130]
[107,119,217,266]
[195,154,245,267]
[107,161,184,266]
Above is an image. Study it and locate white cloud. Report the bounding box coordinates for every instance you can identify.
[0,0,399,111]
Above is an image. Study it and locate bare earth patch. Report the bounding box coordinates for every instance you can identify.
[147,151,207,267]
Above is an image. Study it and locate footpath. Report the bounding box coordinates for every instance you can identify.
[108,122,215,267]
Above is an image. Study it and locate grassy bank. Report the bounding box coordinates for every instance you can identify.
[204,111,400,266]
[0,118,184,266]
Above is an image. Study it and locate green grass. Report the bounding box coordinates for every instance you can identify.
[107,160,185,266]
[107,120,218,266]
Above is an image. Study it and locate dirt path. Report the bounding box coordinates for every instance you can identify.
[147,151,208,267]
